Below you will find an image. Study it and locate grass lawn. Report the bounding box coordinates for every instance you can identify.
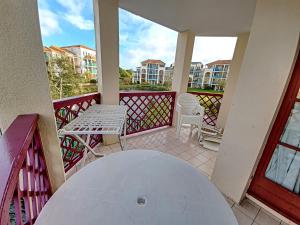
[187,88,224,94]
[79,83,224,94]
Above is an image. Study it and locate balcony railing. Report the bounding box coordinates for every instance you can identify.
[53,93,101,172]
[0,114,52,225]
[53,91,221,172]
[120,91,176,135]
[188,92,223,126]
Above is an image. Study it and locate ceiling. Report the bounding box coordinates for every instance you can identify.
[119,0,257,36]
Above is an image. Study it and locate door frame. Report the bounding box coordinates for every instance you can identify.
[248,51,300,223]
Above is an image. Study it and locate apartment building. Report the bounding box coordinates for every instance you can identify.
[191,60,231,90]
[43,46,77,70]
[132,59,166,84]
[189,62,204,87]
[164,64,174,84]
[206,60,231,90]
[62,45,97,79]
[132,59,231,90]
[43,45,97,79]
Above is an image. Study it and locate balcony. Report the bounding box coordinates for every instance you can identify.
[1,0,300,224]
[0,94,287,225]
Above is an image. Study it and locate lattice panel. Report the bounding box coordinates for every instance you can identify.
[189,92,223,126]
[9,129,52,225]
[53,93,101,172]
[120,92,176,135]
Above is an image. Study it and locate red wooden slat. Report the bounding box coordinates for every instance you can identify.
[188,92,223,126]
[0,114,52,225]
[53,93,101,172]
[278,141,300,153]
[119,91,176,135]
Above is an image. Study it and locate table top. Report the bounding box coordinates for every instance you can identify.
[35,150,238,225]
[58,104,127,135]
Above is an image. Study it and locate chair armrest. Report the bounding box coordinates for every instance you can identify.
[194,104,205,116]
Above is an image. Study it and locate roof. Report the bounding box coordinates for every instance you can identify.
[62,45,95,51]
[206,60,231,67]
[191,62,203,65]
[43,46,76,57]
[141,59,165,65]
[43,46,51,52]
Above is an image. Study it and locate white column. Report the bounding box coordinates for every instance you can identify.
[211,0,300,203]
[94,0,119,105]
[216,33,249,129]
[94,0,119,145]
[172,31,195,94]
[0,0,65,191]
[201,72,206,88]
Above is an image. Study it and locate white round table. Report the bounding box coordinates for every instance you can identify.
[35,150,238,225]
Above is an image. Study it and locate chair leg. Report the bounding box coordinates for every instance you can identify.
[197,123,202,140]
[176,118,182,138]
[189,124,194,136]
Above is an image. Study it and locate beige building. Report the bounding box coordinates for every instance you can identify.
[206,60,231,90]
[1,0,300,224]
[43,46,77,70]
[133,59,166,84]
[43,45,97,79]
[62,45,97,79]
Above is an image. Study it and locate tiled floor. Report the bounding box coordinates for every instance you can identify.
[74,126,295,225]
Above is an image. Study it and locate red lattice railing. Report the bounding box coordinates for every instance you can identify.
[120,91,176,135]
[0,114,52,225]
[53,93,101,172]
[188,92,223,126]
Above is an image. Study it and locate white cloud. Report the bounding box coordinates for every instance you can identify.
[125,26,177,68]
[64,14,94,30]
[56,0,94,30]
[38,9,62,37]
[119,10,177,69]
[192,37,237,64]
[119,10,237,69]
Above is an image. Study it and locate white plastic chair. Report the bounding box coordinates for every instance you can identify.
[176,93,205,139]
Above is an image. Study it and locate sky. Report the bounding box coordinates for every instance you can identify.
[38,0,237,70]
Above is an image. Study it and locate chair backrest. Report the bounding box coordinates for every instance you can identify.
[177,93,200,115]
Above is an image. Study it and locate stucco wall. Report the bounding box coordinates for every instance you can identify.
[0,0,65,190]
[217,33,249,129]
[212,0,300,202]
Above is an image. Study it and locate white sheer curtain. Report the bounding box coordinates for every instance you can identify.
[265,102,300,195]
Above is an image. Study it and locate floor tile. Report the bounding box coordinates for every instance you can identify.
[232,206,253,225]
[188,157,204,168]
[198,163,214,176]
[195,153,209,164]
[178,151,193,161]
[223,195,235,208]
[255,209,281,225]
[235,198,260,220]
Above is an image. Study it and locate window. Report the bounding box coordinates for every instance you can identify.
[147,64,158,80]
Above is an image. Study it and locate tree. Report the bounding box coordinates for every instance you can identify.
[47,57,84,100]
[216,79,226,91]
[119,67,132,85]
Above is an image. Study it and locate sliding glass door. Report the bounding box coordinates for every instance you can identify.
[249,52,300,223]
[265,95,300,195]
